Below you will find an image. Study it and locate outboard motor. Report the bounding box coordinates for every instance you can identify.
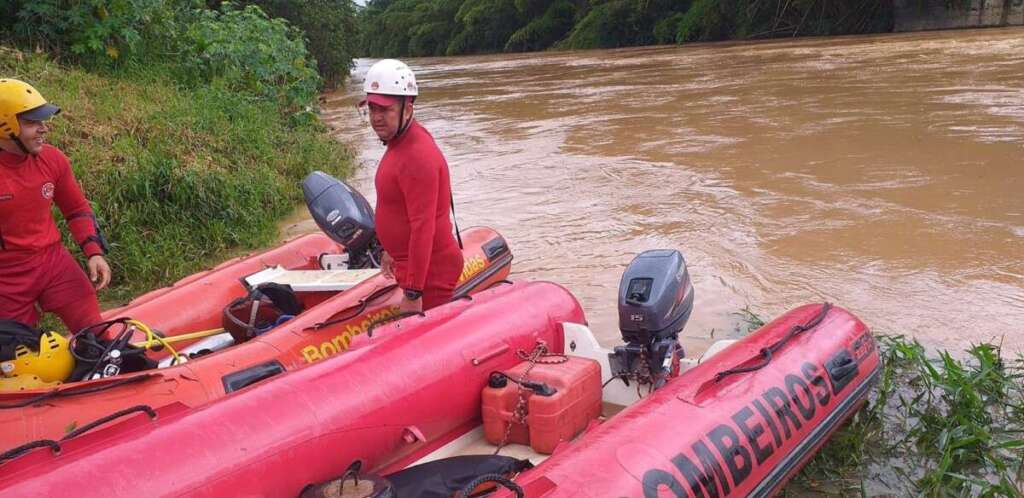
[608,250,694,390]
[302,171,382,269]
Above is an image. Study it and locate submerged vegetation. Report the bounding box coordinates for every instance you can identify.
[1,0,358,303]
[786,333,1024,496]
[359,0,895,57]
[728,310,1024,496]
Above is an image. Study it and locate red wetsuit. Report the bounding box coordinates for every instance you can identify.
[374,120,463,310]
[0,145,104,332]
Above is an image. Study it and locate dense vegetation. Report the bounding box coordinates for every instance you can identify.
[359,0,895,57]
[792,335,1024,496]
[1,1,359,303]
[729,311,1024,497]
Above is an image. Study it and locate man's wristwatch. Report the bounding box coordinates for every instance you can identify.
[403,288,423,300]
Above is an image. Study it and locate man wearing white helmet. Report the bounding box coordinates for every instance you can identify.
[361,59,463,313]
[0,78,111,334]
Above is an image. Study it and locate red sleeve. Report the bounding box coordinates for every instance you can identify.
[396,157,441,291]
[51,151,103,257]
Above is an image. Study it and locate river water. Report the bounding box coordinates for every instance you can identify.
[291,27,1024,355]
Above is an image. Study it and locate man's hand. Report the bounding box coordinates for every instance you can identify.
[398,295,423,314]
[88,255,112,291]
[381,251,394,279]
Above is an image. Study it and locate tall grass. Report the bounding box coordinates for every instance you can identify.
[786,333,1024,497]
[2,51,353,304]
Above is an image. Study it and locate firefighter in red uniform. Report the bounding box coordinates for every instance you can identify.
[0,78,111,333]
[361,60,463,313]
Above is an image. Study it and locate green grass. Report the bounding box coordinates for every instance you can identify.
[732,307,1023,496]
[782,333,1024,497]
[2,49,353,306]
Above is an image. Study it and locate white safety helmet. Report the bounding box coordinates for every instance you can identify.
[363,59,418,97]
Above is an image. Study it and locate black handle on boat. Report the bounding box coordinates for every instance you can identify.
[0,373,156,410]
[714,303,832,383]
[459,473,524,498]
[310,284,400,330]
[0,439,61,465]
[825,349,860,394]
[61,405,157,441]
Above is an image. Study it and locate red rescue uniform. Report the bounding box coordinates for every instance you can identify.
[0,145,104,332]
[374,120,463,310]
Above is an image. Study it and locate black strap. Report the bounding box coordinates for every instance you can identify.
[79,235,107,255]
[61,405,156,441]
[715,303,832,383]
[0,439,61,465]
[68,212,109,254]
[65,211,95,222]
[311,284,398,330]
[0,374,155,410]
[459,474,524,498]
[450,190,463,249]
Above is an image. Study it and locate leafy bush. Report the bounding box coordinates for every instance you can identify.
[4,0,199,65]
[181,3,321,110]
[233,0,359,87]
[4,1,328,110]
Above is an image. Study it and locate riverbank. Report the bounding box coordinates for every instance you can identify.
[1,49,353,305]
[721,310,1024,496]
[791,333,1024,496]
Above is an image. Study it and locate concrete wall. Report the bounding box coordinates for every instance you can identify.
[894,0,1024,31]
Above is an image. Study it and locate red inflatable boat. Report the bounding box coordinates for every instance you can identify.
[0,172,512,452]
[506,302,879,498]
[0,251,880,497]
[0,281,584,496]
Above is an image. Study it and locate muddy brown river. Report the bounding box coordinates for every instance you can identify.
[291,27,1024,355]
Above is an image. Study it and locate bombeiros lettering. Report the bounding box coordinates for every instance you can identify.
[300,306,401,363]
[641,354,851,498]
[458,255,486,285]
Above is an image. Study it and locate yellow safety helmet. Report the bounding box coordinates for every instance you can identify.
[0,331,75,391]
[0,78,61,139]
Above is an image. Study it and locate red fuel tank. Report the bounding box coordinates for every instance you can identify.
[482,356,602,454]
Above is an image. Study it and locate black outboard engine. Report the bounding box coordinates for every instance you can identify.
[608,250,694,390]
[302,171,381,269]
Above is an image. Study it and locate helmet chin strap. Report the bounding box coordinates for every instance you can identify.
[12,136,31,155]
[383,97,414,145]
[1,134,31,155]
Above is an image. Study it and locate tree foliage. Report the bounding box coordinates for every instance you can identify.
[222,0,359,88]
[677,0,893,42]
[3,0,200,65]
[2,0,358,91]
[182,4,320,111]
[359,0,894,56]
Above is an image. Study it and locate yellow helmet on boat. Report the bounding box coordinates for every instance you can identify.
[0,331,75,391]
[0,78,61,138]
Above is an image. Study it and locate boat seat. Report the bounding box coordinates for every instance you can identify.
[244,266,378,292]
